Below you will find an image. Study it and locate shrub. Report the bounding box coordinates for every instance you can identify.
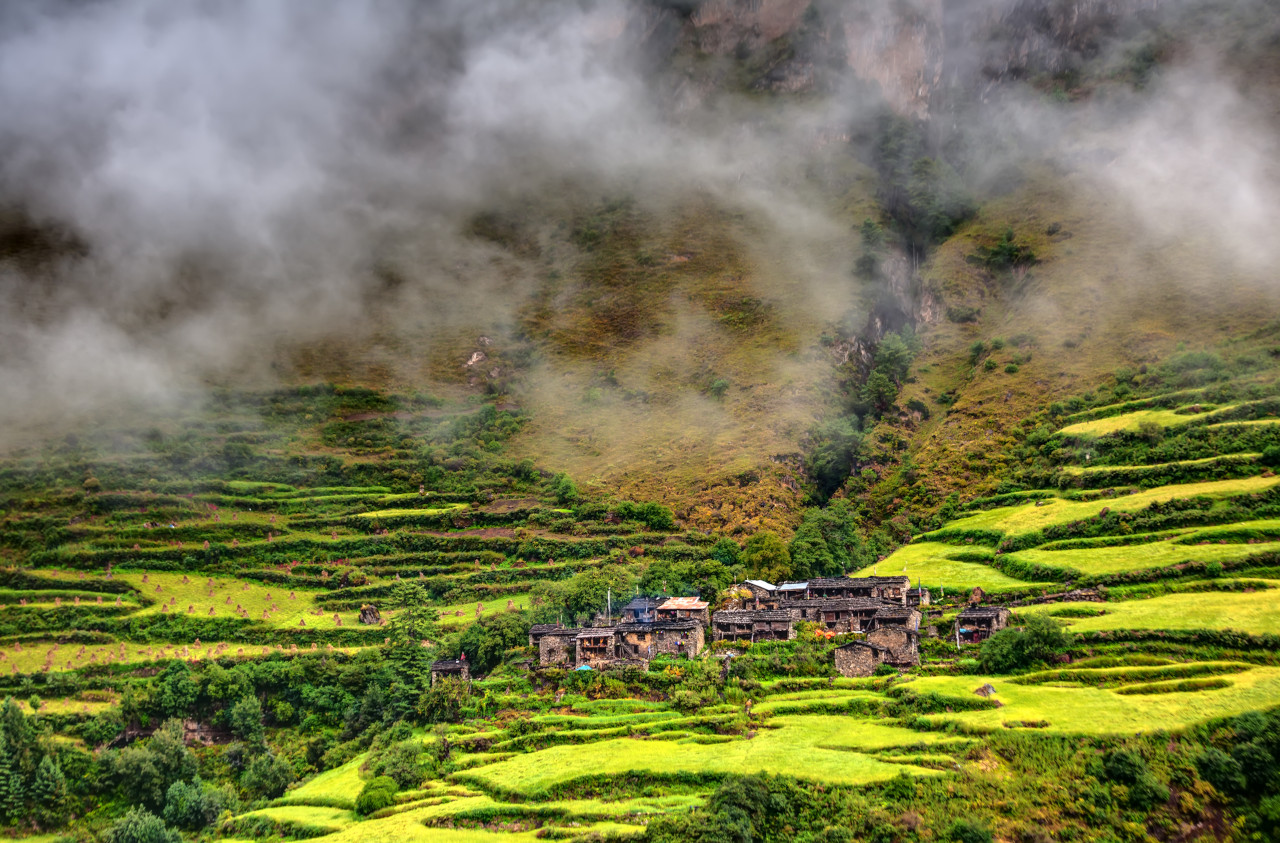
[980,615,1069,673]
[104,807,181,843]
[948,819,992,843]
[356,776,398,816]
[1197,747,1247,795]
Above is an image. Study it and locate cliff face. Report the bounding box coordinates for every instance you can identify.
[644,0,1165,116]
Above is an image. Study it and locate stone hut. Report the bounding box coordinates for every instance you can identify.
[872,576,912,602]
[732,580,779,609]
[871,606,922,631]
[956,607,1011,644]
[905,587,932,608]
[616,620,704,660]
[655,596,710,626]
[834,641,893,677]
[775,582,810,602]
[528,623,564,649]
[538,628,581,666]
[866,626,920,666]
[711,609,800,643]
[792,597,886,633]
[619,596,662,624]
[575,628,617,667]
[430,658,470,685]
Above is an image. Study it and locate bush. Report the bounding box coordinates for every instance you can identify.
[104,807,181,843]
[948,819,992,843]
[1196,747,1245,795]
[980,615,1069,673]
[162,777,233,831]
[356,775,398,816]
[240,751,294,798]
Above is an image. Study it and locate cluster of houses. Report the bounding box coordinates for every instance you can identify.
[516,574,1014,678]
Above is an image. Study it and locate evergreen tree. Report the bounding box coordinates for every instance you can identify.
[32,755,66,826]
[788,520,835,580]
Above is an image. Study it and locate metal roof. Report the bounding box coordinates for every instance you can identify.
[658,596,709,610]
[743,580,777,591]
[777,582,809,591]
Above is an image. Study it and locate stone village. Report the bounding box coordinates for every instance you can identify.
[432,574,1012,681]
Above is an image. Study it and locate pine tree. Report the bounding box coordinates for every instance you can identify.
[32,756,66,826]
[3,771,23,824]
[0,731,14,824]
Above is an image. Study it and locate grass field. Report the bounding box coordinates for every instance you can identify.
[436,594,535,629]
[911,666,1280,734]
[458,716,947,796]
[853,542,1053,590]
[940,476,1280,537]
[1009,538,1280,575]
[1056,406,1228,437]
[1061,453,1260,475]
[1019,587,1280,635]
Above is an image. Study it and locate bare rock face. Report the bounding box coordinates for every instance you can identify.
[358,605,382,625]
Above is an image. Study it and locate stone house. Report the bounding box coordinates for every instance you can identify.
[528,623,564,648]
[538,627,580,666]
[711,609,800,643]
[866,626,920,666]
[905,587,931,607]
[730,580,779,609]
[833,641,892,677]
[616,620,704,660]
[956,607,1011,644]
[775,581,811,601]
[619,596,662,624]
[655,596,710,626]
[575,628,617,667]
[430,658,470,685]
[871,606,922,631]
[792,597,887,633]
[870,576,912,602]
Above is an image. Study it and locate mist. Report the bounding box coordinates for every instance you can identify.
[0,0,1277,445]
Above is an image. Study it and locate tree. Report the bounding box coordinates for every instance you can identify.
[228,695,265,749]
[155,662,200,718]
[163,776,231,830]
[356,775,398,816]
[710,538,740,567]
[384,583,440,683]
[979,615,1069,673]
[789,520,835,580]
[106,719,196,811]
[104,807,181,843]
[551,473,579,505]
[740,533,791,583]
[240,751,294,799]
[458,611,530,674]
[32,755,67,826]
[805,418,861,502]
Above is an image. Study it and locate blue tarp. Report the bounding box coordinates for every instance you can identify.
[574,664,594,671]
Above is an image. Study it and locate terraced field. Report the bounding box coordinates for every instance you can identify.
[5,368,1280,843]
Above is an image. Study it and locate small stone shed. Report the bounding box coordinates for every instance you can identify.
[430,658,470,685]
[956,606,1012,644]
